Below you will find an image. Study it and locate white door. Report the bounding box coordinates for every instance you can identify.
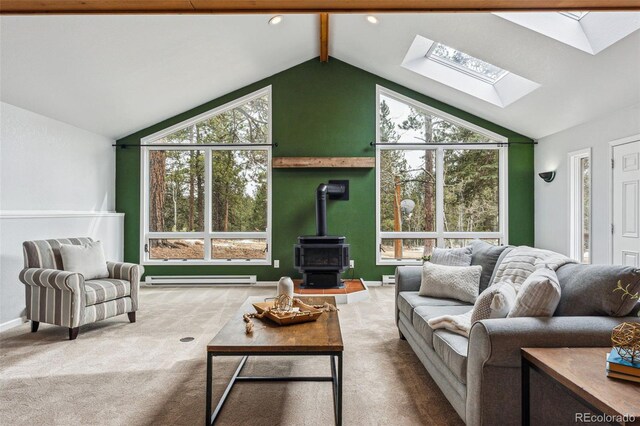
[613,140,640,266]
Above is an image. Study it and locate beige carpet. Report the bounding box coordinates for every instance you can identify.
[0,286,463,426]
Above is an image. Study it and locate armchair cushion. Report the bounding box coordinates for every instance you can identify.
[85,279,131,306]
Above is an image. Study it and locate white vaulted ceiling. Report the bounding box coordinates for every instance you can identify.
[0,15,318,138]
[1,13,639,139]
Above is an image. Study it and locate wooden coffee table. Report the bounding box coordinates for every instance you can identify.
[205,296,344,425]
[522,347,640,426]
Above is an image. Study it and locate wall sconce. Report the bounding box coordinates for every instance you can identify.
[538,171,556,183]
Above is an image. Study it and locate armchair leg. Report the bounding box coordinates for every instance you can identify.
[31,321,39,333]
[399,330,406,340]
[69,327,79,340]
[127,312,136,323]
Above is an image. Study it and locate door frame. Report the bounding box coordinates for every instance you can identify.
[608,133,640,264]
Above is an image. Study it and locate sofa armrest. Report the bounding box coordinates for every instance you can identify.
[395,266,422,324]
[469,316,633,369]
[395,266,422,293]
[465,316,637,426]
[19,268,84,293]
[106,262,144,284]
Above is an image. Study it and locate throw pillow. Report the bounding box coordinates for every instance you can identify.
[470,240,510,293]
[60,241,109,280]
[430,246,472,267]
[470,281,517,323]
[419,262,482,304]
[508,268,561,318]
[554,263,640,317]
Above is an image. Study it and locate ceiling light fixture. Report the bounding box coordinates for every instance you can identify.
[366,15,379,24]
[269,15,283,25]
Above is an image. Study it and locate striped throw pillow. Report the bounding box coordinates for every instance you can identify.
[507,268,561,318]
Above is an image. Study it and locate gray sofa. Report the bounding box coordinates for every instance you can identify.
[395,246,640,426]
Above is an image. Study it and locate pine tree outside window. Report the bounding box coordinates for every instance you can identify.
[376,86,507,264]
[141,87,272,265]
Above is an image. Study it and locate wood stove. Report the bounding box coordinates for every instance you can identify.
[294,181,350,289]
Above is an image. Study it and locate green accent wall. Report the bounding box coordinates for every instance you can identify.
[116,58,534,281]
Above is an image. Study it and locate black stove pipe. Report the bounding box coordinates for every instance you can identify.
[316,183,329,236]
[315,182,346,236]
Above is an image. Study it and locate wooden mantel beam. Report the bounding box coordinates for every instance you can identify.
[1,0,639,14]
[320,13,329,62]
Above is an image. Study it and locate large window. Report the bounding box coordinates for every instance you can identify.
[376,86,507,264]
[141,87,271,265]
[569,148,591,264]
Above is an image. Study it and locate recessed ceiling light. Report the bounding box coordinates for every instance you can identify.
[269,15,283,25]
[366,15,379,24]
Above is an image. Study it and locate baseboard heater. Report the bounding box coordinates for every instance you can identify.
[382,275,396,285]
[145,275,257,286]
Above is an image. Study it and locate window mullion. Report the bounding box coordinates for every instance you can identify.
[142,148,149,264]
[436,147,445,248]
[204,146,213,261]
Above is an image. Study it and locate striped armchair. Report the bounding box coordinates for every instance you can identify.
[18,237,144,340]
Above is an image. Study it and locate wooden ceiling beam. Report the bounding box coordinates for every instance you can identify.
[320,13,329,62]
[2,0,639,14]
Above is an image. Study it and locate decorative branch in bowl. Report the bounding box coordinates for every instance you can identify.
[613,280,640,317]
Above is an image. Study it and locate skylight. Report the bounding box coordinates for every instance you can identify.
[427,42,508,84]
[559,11,590,20]
[401,35,540,108]
[494,12,640,55]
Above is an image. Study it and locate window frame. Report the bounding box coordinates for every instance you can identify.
[426,42,509,85]
[375,86,508,265]
[568,147,591,264]
[139,87,272,266]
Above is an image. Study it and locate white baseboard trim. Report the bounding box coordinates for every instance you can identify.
[0,317,27,332]
[141,280,277,287]
[141,280,385,287]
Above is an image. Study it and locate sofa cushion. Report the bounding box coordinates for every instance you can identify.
[433,330,469,384]
[85,279,131,306]
[397,291,469,321]
[555,264,640,316]
[413,305,473,348]
[470,240,510,292]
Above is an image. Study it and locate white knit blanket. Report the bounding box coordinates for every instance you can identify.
[490,246,576,292]
[427,310,472,337]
